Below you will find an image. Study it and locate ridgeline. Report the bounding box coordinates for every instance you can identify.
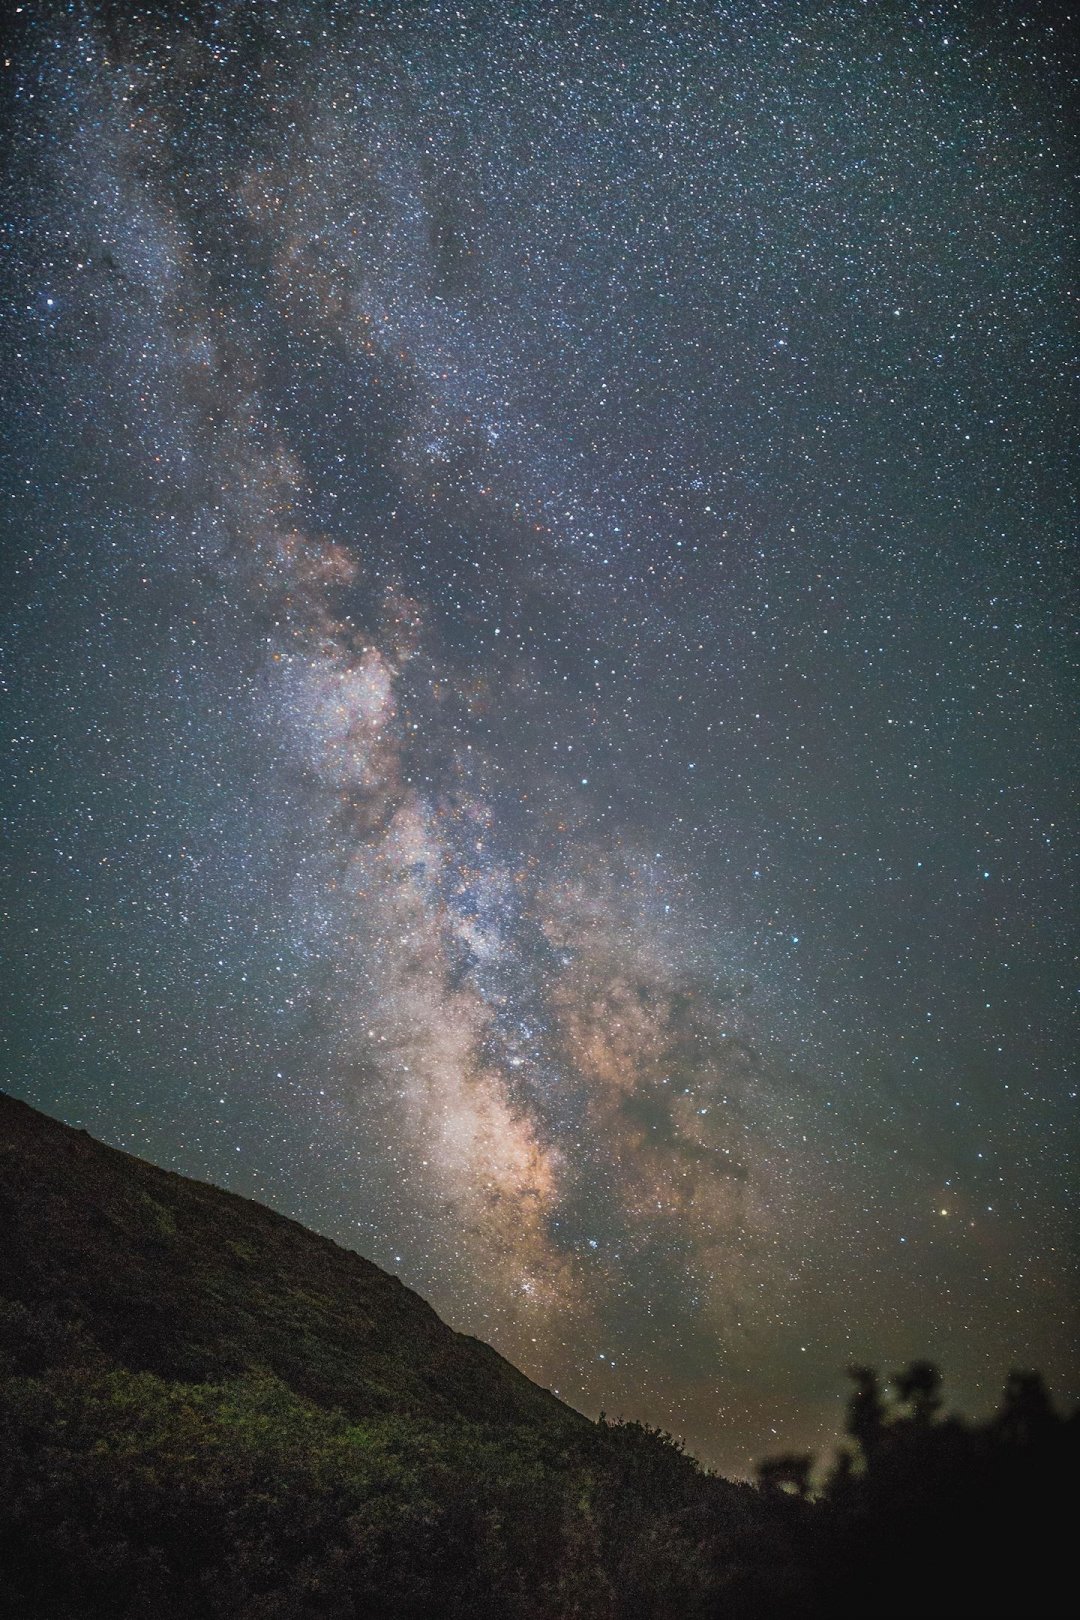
[0,1093,1073,1618]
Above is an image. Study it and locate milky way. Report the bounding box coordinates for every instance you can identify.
[1,1,1075,1475]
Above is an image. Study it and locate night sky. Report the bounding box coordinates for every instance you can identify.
[1,0,1075,1477]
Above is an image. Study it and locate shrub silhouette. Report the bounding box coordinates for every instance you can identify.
[756,1452,813,1498]
[802,1361,1079,1618]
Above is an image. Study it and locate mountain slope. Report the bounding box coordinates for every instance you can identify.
[0,1091,583,1436]
[1,1093,1071,1619]
[1,1092,793,1619]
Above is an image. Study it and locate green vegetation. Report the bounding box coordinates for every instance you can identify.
[0,1095,1074,1617]
[0,1337,779,1617]
[0,1095,783,1617]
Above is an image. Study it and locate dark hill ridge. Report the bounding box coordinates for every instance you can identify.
[1,1092,1074,1620]
[0,1091,584,1436]
[1,1092,792,1615]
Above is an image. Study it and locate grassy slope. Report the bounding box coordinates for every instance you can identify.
[0,1091,586,1436]
[9,1092,1065,1618]
[1,1092,793,1618]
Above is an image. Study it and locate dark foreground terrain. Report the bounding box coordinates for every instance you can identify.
[0,1093,1074,1617]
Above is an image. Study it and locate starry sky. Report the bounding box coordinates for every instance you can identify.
[1,0,1076,1477]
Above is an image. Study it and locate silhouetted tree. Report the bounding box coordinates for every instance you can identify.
[804,1360,1079,1619]
[994,1369,1056,1448]
[890,1359,942,1427]
[845,1365,886,1460]
[757,1452,813,1498]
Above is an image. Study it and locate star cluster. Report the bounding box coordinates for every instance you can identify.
[1,0,1075,1476]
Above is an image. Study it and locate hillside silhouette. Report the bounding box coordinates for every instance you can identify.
[1,1092,1074,1618]
[0,1092,581,1436]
